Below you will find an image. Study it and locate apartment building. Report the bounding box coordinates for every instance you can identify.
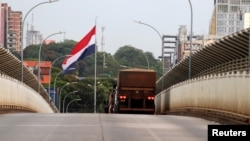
[210,0,250,36]
[1,3,22,52]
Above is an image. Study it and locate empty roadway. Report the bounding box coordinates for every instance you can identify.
[0,113,219,141]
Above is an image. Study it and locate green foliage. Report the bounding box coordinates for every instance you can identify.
[59,77,116,113]
[114,45,146,68]
[114,45,162,78]
[19,41,162,113]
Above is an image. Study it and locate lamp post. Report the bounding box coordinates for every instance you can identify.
[38,31,64,94]
[54,68,75,97]
[120,65,131,68]
[53,68,76,105]
[58,82,69,112]
[48,55,72,102]
[21,0,59,82]
[187,0,193,79]
[143,53,149,69]
[63,90,78,113]
[133,20,163,75]
[66,99,81,113]
[87,83,102,88]
[58,82,77,113]
[87,83,103,113]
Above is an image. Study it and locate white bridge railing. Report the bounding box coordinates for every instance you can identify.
[0,74,54,113]
[155,71,250,123]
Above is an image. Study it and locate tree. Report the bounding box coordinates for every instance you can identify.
[17,41,162,113]
[113,45,162,78]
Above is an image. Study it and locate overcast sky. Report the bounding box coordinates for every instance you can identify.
[2,0,214,58]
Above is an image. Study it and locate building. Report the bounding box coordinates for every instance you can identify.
[24,61,51,84]
[0,3,22,52]
[242,12,250,28]
[44,39,56,45]
[26,23,43,47]
[26,24,55,47]
[1,3,46,51]
[178,25,222,61]
[7,9,22,52]
[210,0,250,36]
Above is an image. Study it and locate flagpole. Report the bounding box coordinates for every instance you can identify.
[94,17,97,113]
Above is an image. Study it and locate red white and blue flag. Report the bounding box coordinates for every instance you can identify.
[62,26,96,73]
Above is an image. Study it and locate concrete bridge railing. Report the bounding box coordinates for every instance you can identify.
[0,72,54,113]
[155,71,250,123]
[0,46,57,113]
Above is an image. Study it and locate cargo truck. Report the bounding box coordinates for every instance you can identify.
[114,68,156,114]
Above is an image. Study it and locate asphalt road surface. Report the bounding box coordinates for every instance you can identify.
[0,113,219,141]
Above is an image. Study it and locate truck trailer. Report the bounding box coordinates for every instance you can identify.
[114,68,156,114]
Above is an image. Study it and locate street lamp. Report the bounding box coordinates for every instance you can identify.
[87,82,103,113]
[58,82,77,113]
[133,20,164,75]
[87,82,103,88]
[53,68,75,90]
[143,53,149,69]
[38,31,64,94]
[21,0,59,82]
[120,65,131,68]
[53,68,75,105]
[66,99,81,113]
[63,90,78,113]
[187,0,193,79]
[48,55,72,101]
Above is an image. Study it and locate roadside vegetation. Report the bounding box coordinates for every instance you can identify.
[14,40,162,113]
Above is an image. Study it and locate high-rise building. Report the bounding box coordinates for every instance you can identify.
[210,0,250,36]
[1,3,22,52]
[26,23,43,47]
[242,12,250,28]
[8,10,22,52]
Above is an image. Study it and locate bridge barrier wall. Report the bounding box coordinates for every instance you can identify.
[155,71,250,119]
[0,74,54,113]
